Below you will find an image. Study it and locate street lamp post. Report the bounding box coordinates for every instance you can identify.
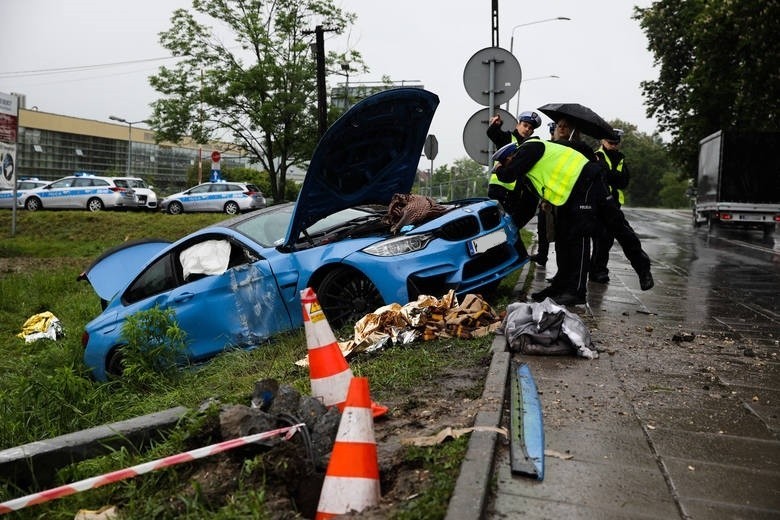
[109,115,147,176]
[505,16,570,112]
[514,74,560,116]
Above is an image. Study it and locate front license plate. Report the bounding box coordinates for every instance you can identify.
[467,229,507,256]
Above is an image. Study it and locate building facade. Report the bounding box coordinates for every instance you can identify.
[15,104,246,192]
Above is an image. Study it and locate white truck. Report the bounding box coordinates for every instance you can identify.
[692,130,780,235]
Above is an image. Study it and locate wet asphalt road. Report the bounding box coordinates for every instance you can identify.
[487,208,780,519]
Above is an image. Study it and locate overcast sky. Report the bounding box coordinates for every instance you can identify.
[1,0,658,167]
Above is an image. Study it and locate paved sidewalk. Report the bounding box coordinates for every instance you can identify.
[451,221,780,520]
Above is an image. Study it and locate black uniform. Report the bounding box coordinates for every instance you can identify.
[590,147,630,281]
[496,140,653,303]
[486,123,539,258]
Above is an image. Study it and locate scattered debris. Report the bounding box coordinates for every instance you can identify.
[671,331,696,342]
[17,311,63,343]
[502,298,599,359]
[544,449,574,461]
[400,426,507,447]
[296,291,502,366]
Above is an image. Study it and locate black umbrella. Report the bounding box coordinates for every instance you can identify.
[538,103,616,140]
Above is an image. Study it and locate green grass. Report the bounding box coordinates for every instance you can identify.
[0,209,528,518]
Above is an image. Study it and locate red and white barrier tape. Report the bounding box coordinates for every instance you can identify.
[0,423,305,514]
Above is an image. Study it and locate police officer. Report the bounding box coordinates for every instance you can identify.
[485,110,543,258]
[590,129,629,283]
[491,139,653,305]
[529,121,559,267]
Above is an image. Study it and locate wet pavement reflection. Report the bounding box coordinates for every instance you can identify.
[488,209,780,519]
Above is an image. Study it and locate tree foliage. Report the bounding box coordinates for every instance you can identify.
[634,0,780,177]
[148,0,359,201]
[426,158,488,201]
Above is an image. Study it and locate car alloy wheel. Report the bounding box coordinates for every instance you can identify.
[224,201,240,215]
[87,198,105,212]
[317,267,384,329]
[168,201,184,215]
[25,197,42,211]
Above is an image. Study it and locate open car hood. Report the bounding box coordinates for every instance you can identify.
[78,239,172,301]
[284,88,439,248]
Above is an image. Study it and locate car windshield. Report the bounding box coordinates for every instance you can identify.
[116,179,148,189]
[232,205,380,248]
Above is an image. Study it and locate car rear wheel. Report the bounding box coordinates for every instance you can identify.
[87,198,104,212]
[106,347,125,378]
[25,197,42,211]
[168,201,184,215]
[224,201,240,215]
[317,268,384,329]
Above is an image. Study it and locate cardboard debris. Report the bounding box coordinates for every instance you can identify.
[401,426,508,447]
[295,291,503,366]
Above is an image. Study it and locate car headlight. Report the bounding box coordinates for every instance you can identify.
[362,232,435,256]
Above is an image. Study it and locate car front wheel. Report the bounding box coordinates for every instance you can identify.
[87,198,104,212]
[167,201,184,215]
[224,201,240,215]
[25,197,42,211]
[317,268,384,329]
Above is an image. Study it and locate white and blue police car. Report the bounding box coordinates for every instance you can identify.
[18,173,137,212]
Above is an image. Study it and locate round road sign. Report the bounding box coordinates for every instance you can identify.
[462,108,517,166]
[211,150,221,163]
[463,47,522,107]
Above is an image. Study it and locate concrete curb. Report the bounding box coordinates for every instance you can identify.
[0,406,188,488]
[444,332,509,520]
[444,259,533,520]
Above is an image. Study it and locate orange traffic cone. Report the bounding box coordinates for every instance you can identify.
[300,288,388,418]
[316,377,381,520]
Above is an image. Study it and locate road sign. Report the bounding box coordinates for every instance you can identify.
[424,134,438,160]
[211,150,221,163]
[463,47,522,107]
[462,108,517,166]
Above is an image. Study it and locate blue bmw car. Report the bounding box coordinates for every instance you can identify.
[80,88,527,380]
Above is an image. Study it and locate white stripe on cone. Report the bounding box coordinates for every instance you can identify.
[311,369,353,408]
[301,288,352,408]
[317,477,381,516]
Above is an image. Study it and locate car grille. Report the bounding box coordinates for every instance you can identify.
[478,206,501,229]
[436,215,480,240]
[435,205,503,241]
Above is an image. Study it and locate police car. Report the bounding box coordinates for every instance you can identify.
[18,173,137,212]
[0,178,50,209]
[159,181,266,215]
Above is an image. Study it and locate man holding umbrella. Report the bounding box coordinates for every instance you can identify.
[491,134,653,305]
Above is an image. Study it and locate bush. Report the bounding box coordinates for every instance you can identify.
[118,306,188,391]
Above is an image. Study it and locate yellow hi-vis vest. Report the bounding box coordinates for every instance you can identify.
[488,135,521,191]
[596,147,626,204]
[524,141,589,206]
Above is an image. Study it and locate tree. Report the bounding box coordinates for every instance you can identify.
[634,0,780,177]
[148,0,359,202]
[428,158,487,201]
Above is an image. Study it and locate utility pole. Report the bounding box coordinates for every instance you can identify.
[304,25,336,138]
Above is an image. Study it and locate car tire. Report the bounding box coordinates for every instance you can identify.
[87,198,104,212]
[24,196,42,211]
[168,201,184,215]
[317,267,384,329]
[224,201,240,215]
[106,347,125,378]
